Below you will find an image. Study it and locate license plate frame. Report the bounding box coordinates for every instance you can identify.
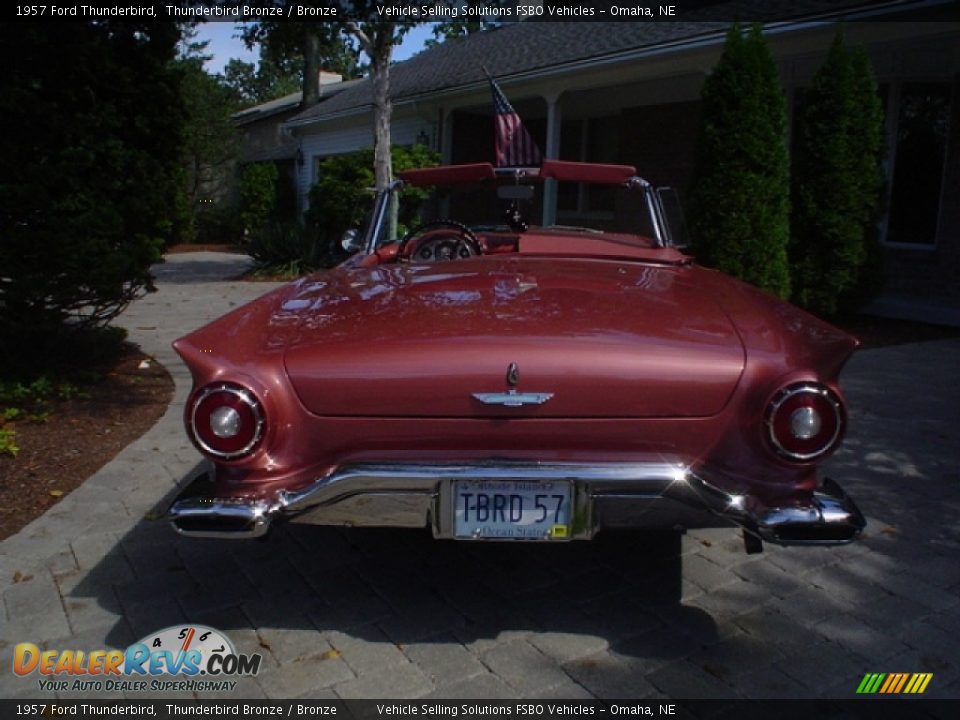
[452,479,573,540]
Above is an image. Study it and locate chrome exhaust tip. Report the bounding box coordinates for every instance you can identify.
[754,477,866,546]
[686,474,866,549]
[168,498,272,538]
[166,473,273,539]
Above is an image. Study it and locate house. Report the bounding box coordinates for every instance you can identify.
[282,2,960,322]
[232,72,359,209]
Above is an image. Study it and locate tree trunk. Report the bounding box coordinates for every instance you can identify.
[370,27,394,191]
[302,29,320,108]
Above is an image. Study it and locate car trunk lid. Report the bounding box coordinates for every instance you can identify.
[283,258,744,418]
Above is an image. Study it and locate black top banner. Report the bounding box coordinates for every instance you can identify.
[7,0,960,23]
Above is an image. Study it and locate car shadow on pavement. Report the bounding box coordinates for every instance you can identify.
[67,465,717,688]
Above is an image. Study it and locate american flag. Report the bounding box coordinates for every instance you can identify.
[490,78,542,168]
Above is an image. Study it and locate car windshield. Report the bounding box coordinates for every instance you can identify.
[365,173,666,251]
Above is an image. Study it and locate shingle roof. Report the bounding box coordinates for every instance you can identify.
[233,92,301,125]
[286,0,929,126]
[235,78,363,126]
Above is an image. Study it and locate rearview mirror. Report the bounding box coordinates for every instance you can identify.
[497,185,535,201]
[341,228,362,254]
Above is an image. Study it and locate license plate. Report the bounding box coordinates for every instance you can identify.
[453,480,572,540]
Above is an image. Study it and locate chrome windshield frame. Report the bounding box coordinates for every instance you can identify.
[628,176,670,249]
[360,172,673,254]
[361,179,404,255]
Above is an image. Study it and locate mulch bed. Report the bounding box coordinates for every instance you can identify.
[0,346,174,541]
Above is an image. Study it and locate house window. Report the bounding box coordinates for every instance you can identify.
[885,82,952,246]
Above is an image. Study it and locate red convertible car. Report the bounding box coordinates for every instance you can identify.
[167,160,865,554]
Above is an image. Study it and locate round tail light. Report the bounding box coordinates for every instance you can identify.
[190,383,264,460]
[766,383,844,461]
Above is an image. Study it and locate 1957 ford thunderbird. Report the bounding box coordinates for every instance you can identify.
[167,160,865,554]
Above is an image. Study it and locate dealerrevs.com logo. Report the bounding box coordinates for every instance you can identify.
[14,625,262,693]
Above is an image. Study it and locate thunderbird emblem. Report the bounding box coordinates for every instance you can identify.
[473,362,553,407]
[506,362,520,387]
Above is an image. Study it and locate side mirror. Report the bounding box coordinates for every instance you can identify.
[341,228,362,254]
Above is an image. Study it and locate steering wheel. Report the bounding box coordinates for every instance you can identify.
[397,220,482,263]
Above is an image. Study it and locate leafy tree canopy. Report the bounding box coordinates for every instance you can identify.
[176,34,240,234]
[239,18,363,104]
[222,56,302,107]
[427,4,499,47]
[240,5,485,194]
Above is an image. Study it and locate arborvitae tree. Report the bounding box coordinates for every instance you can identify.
[790,29,884,317]
[688,24,792,299]
[842,47,887,309]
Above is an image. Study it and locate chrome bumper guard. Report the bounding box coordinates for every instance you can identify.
[166,463,865,548]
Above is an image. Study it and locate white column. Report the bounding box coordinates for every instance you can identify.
[542,92,562,227]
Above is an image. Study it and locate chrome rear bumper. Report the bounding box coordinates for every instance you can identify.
[166,462,865,550]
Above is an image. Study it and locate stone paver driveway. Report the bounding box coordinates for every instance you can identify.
[1,252,959,700]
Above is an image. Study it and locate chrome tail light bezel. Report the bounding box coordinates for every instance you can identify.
[766,383,845,462]
[189,383,265,460]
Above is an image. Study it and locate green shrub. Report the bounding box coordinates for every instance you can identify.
[195,205,245,246]
[247,221,325,277]
[0,374,99,457]
[688,24,791,299]
[0,428,17,458]
[790,31,885,317]
[245,145,439,275]
[306,144,440,265]
[238,162,280,236]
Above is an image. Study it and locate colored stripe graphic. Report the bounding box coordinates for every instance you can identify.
[912,673,933,694]
[856,673,885,694]
[857,672,932,694]
[879,674,897,693]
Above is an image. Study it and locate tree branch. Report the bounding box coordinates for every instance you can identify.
[345,22,373,57]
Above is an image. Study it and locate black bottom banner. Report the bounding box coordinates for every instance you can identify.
[3,700,958,720]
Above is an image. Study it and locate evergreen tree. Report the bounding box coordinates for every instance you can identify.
[0,21,185,375]
[790,29,884,317]
[688,24,791,299]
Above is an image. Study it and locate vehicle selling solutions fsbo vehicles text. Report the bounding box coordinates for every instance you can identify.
[374,706,676,717]
[373,4,676,19]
